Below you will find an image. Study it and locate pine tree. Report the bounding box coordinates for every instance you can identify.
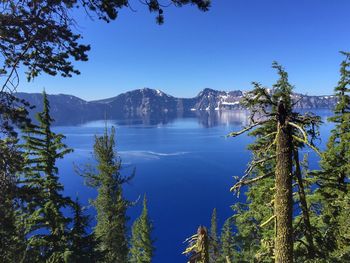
[292,152,323,262]
[209,208,219,263]
[219,218,235,263]
[0,137,26,262]
[312,51,350,261]
[130,195,155,263]
[274,77,294,263]
[232,178,275,262]
[82,126,131,263]
[231,109,277,262]
[19,91,73,261]
[228,63,321,263]
[65,198,99,263]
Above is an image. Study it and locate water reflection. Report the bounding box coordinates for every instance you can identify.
[194,110,250,128]
[77,110,251,128]
[54,109,332,128]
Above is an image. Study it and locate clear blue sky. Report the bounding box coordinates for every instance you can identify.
[22,0,350,100]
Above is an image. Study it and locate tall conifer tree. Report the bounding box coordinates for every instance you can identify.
[20,91,73,261]
[82,126,131,263]
[231,117,277,262]
[65,198,98,263]
[219,218,235,263]
[313,51,350,261]
[0,137,25,262]
[130,195,155,263]
[209,208,219,263]
[229,63,321,263]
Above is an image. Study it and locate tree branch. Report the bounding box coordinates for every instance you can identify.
[292,135,321,156]
[1,37,34,93]
[227,121,267,137]
[260,214,276,227]
[288,121,307,142]
[231,171,274,193]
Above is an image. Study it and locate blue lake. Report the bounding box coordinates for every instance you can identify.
[53,110,334,263]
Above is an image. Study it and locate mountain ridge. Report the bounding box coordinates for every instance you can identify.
[15,88,337,125]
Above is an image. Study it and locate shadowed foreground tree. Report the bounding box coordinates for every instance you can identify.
[65,198,99,263]
[19,91,74,261]
[0,136,25,262]
[229,62,321,263]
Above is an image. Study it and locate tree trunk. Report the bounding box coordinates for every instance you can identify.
[275,102,293,263]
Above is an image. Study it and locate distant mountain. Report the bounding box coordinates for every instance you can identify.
[92,88,180,118]
[15,93,105,125]
[15,88,337,125]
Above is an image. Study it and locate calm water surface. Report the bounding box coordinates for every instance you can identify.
[54,110,334,263]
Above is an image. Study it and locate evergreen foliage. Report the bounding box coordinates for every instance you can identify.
[0,6,210,255]
[65,198,99,263]
[311,51,350,261]
[232,178,275,262]
[130,195,155,263]
[228,62,321,263]
[0,138,25,262]
[19,91,74,261]
[218,218,235,263]
[81,126,132,263]
[1,2,210,259]
[209,208,219,263]
[231,115,277,262]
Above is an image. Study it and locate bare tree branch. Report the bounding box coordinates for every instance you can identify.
[227,120,268,137]
[292,135,321,156]
[231,171,274,193]
[260,214,276,228]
